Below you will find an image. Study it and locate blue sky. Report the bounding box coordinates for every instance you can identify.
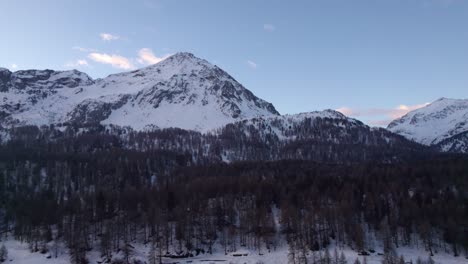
[1,0,467,125]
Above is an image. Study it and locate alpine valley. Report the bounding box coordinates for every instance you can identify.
[2,52,467,162]
[0,53,467,264]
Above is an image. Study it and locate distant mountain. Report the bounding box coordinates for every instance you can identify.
[0,52,278,132]
[388,98,468,153]
[0,53,450,159]
[213,109,429,162]
[1,109,429,164]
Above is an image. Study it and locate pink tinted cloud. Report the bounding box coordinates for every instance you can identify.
[336,103,429,126]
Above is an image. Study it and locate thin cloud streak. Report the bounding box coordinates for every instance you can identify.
[336,103,430,126]
[100,33,120,41]
[263,24,276,32]
[64,59,89,68]
[247,60,258,69]
[73,46,97,52]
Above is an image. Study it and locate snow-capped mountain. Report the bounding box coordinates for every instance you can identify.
[0,52,279,132]
[227,109,362,140]
[388,98,468,152]
[209,109,428,162]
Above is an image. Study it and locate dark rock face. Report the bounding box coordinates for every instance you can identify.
[8,69,94,91]
[435,131,468,153]
[68,95,130,125]
[0,68,12,92]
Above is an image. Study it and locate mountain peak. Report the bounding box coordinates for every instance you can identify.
[0,67,11,73]
[0,53,279,132]
[431,97,458,105]
[436,97,449,101]
[134,51,214,80]
[169,52,196,59]
[388,97,468,147]
[161,52,208,66]
[322,109,348,118]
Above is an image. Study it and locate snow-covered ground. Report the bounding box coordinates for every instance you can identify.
[1,238,466,264]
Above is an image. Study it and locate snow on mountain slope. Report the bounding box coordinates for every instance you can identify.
[226,109,363,140]
[436,130,468,153]
[217,109,424,159]
[0,52,279,132]
[387,98,468,147]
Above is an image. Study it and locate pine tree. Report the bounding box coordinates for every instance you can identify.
[382,249,398,264]
[339,252,347,264]
[427,256,435,264]
[122,239,134,263]
[353,258,361,264]
[52,239,60,259]
[362,256,368,264]
[324,249,332,264]
[287,241,297,264]
[416,257,423,264]
[333,248,339,264]
[69,245,87,264]
[100,230,111,261]
[311,250,318,264]
[0,245,7,262]
[398,255,405,264]
[148,241,157,264]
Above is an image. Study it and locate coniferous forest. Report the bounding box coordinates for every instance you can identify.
[0,126,466,263]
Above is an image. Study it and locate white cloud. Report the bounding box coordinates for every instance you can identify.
[64,59,89,68]
[88,53,134,69]
[137,48,170,65]
[393,103,430,118]
[10,64,18,69]
[247,60,258,69]
[73,46,97,52]
[336,103,430,126]
[263,24,276,32]
[100,33,120,41]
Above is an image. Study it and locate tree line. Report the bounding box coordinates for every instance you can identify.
[0,136,466,263]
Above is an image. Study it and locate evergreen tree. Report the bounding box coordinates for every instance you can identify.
[0,245,7,263]
[382,249,398,264]
[287,240,297,264]
[333,248,339,264]
[427,256,435,264]
[324,249,332,264]
[339,252,347,264]
[398,255,405,264]
[148,241,157,264]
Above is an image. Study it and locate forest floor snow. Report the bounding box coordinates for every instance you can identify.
[1,238,467,264]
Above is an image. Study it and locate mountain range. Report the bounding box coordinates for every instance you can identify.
[1,52,467,155]
[0,52,277,132]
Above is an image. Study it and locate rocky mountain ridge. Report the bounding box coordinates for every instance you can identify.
[388,97,468,153]
[0,52,278,132]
